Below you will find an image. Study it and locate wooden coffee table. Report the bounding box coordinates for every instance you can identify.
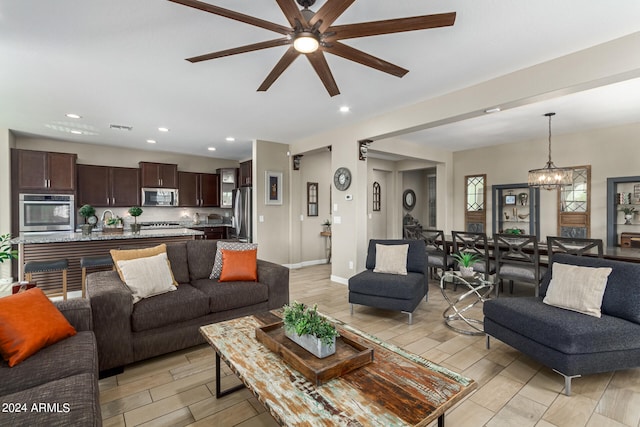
[200,311,476,426]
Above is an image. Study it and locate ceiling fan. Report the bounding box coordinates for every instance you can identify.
[169,0,456,96]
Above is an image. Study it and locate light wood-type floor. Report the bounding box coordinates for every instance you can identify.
[99,264,640,427]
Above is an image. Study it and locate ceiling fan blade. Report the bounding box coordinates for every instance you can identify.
[326,12,456,40]
[187,38,291,63]
[327,42,408,77]
[275,0,308,27]
[258,47,300,92]
[168,0,291,35]
[309,0,355,32]
[306,51,340,97]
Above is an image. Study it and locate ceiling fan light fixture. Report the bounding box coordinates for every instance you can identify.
[293,32,319,53]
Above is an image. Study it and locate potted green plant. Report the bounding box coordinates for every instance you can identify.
[620,206,636,224]
[78,204,96,236]
[103,216,124,234]
[452,252,480,277]
[322,219,331,232]
[128,206,143,234]
[0,233,18,293]
[282,301,339,358]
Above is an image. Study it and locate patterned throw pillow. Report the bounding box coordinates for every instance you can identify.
[210,241,258,279]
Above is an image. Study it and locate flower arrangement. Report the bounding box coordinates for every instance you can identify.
[282,301,339,346]
[620,206,636,215]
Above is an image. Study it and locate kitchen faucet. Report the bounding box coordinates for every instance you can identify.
[100,209,114,226]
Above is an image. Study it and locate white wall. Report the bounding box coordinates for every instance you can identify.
[452,122,640,241]
[0,130,16,282]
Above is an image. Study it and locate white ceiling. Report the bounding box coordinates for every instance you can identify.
[1,1,640,161]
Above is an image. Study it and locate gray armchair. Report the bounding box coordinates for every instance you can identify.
[348,239,428,324]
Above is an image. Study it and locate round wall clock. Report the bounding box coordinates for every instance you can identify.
[403,189,416,211]
[333,167,352,191]
[87,215,98,226]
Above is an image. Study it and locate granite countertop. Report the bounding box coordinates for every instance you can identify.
[11,228,204,244]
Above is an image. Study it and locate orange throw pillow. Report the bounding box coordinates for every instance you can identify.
[219,249,258,282]
[0,288,77,367]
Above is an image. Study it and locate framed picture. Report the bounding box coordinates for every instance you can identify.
[265,171,283,205]
[504,194,516,205]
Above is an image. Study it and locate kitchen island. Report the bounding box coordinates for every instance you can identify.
[11,228,204,296]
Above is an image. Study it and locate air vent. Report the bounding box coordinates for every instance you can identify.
[109,124,133,131]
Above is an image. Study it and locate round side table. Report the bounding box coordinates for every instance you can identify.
[440,272,493,335]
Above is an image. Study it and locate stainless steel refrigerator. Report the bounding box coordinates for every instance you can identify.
[232,187,252,242]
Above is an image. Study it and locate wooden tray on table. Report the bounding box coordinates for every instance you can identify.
[255,322,374,385]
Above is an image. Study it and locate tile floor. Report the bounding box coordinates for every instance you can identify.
[99,264,640,426]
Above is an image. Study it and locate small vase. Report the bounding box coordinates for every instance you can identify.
[624,214,633,225]
[284,328,336,358]
[459,266,474,278]
[130,223,141,234]
[81,224,93,236]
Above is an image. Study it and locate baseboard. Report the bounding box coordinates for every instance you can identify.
[284,259,328,269]
[330,275,348,286]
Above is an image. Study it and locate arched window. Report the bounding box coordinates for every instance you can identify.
[372,181,381,212]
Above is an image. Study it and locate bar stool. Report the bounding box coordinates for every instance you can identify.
[80,255,114,298]
[24,259,69,300]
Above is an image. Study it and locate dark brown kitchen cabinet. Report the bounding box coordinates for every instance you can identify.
[77,165,139,207]
[239,160,252,187]
[139,162,178,188]
[190,226,227,240]
[178,172,220,207]
[14,149,76,192]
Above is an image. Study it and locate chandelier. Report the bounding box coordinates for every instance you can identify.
[528,112,573,190]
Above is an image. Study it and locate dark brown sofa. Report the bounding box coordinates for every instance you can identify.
[86,240,289,373]
[0,298,101,426]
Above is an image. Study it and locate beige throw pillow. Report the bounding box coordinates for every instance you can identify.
[373,244,409,275]
[543,262,612,318]
[117,252,177,303]
[110,243,178,286]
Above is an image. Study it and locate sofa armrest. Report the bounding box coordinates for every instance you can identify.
[257,259,289,310]
[86,270,135,372]
[54,298,93,332]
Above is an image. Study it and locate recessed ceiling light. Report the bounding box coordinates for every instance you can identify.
[158,127,169,132]
[484,107,501,114]
[70,130,82,135]
[225,137,235,142]
[66,113,82,119]
[339,106,350,113]
[146,139,157,144]
[208,147,216,151]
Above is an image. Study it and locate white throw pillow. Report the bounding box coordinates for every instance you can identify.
[117,252,177,303]
[210,241,258,279]
[373,244,409,275]
[543,262,612,318]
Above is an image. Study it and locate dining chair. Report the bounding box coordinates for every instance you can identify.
[422,229,453,280]
[494,233,546,297]
[546,236,604,259]
[451,231,496,281]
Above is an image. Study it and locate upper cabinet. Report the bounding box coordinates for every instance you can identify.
[217,168,238,208]
[239,160,252,187]
[77,165,139,207]
[178,172,220,207]
[139,162,178,188]
[14,149,77,192]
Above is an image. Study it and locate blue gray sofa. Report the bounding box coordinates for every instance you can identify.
[484,253,640,395]
[348,239,428,324]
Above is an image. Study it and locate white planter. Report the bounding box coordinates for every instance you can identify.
[284,328,336,358]
[0,278,13,297]
[459,266,474,277]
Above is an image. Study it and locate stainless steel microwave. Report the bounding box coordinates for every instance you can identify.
[141,188,178,206]
[19,193,75,232]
